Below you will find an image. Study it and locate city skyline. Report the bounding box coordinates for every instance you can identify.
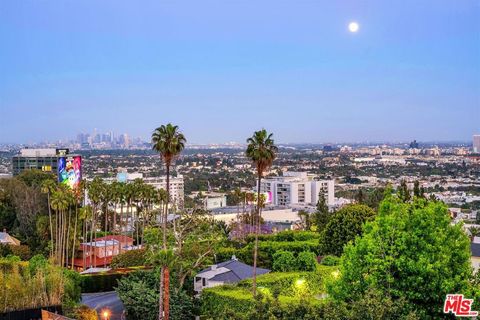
[1,1,479,143]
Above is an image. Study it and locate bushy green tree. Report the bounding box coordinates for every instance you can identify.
[328,197,473,318]
[116,270,195,320]
[272,250,296,272]
[312,191,330,233]
[318,204,376,256]
[296,251,317,271]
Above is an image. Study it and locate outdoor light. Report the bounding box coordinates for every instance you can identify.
[102,309,110,320]
[295,278,305,287]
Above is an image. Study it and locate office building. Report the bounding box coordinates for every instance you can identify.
[12,148,82,188]
[260,171,334,207]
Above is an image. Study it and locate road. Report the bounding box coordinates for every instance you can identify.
[82,291,124,320]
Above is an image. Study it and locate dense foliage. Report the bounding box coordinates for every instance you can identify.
[0,255,80,312]
[201,266,337,318]
[110,249,147,268]
[272,250,317,272]
[116,270,196,320]
[318,204,376,256]
[327,197,474,318]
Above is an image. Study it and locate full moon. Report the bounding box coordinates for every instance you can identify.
[348,22,359,33]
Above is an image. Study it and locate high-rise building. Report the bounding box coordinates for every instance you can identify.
[12,149,82,190]
[473,135,480,153]
[260,171,334,207]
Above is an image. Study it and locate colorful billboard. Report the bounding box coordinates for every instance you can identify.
[58,156,82,189]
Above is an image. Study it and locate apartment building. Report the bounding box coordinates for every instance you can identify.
[260,171,334,207]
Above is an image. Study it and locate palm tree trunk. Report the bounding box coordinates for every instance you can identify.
[104,204,108,268]
[66,207,72,267]
[164,267,170,320]
[47,193,54,258]
[71,203,78,269]
[163,163,170,320]
[159,267,164,320]
[252,174,262,296]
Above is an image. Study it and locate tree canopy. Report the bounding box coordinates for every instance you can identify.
[328,197,473,318]
[318,204,376,256]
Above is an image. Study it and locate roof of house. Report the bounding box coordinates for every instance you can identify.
[197,258,270,283]
[81,240,119,247]
[472,243,480,257]
[0,232,21,246]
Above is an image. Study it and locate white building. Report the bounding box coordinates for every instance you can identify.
[190,192,227,210]
[474,135,480,153]
[260,172,334,207]
[110,172,185,208]
[143,176,184,208]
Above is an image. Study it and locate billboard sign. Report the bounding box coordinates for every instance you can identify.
[58,156,82,189]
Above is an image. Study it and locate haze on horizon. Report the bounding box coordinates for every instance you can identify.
[0,0,479,144]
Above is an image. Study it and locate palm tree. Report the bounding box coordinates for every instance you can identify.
[41,179,57,258]
[151,123,186,320]
[87,178,105,268]
[246,129,277,296]
[71,179,86,269]
[51,188,70,266]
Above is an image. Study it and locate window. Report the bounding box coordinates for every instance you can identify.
[202,278,206,287]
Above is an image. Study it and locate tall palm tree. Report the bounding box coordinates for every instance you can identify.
[71,179,86,269]
[151,123,186,320]
[51,188,70,266]
[41,179,57,258]
[246,129,277,296]
[87,178,104,268]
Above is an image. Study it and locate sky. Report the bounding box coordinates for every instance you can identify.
[0,0,479,144]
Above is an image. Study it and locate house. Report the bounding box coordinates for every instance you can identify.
[471,242,480,272]
[0,230,21,246]
[194,256,270,293]
[73,235,136,270]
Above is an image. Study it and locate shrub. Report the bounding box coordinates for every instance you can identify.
[80,272,126,293]
[216,240,319,270]
[245,230,320,243]
[296,251,317,271]
[0,244,32,260]
[320,255,340,266]
[71,305,98,320]
[201,267,338,318]
[272,251,296,272]
[110,249,147,268]
[0,257,80,312]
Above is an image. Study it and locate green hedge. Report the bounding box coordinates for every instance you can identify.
[201,267,337,317]
[110,249,147,268]
[245,230,320,243]
[216,240,319,269]
[238,266,336,296]
[80,272,126,293]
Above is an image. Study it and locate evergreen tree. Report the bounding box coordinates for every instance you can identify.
[312,190,330,233]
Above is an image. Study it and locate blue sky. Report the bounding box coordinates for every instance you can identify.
[0,0,479,144]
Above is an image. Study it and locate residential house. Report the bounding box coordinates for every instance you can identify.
[73,235,136,270]
[194,256,270,293]
[0,230,20,246]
